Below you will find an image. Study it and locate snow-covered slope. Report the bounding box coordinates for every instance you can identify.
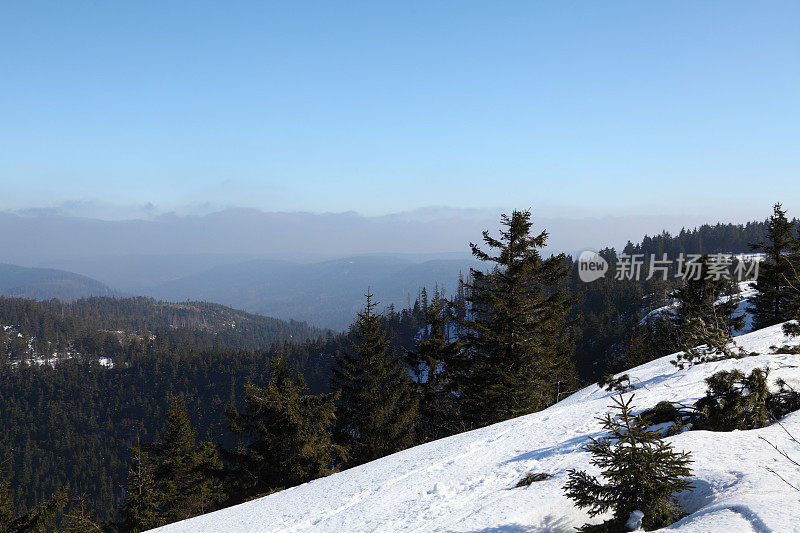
[644,281,758,336]
[154,324,800,532]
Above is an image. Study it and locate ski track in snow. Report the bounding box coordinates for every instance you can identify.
[153,323,800,532]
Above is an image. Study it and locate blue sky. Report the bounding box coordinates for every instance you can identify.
[1,1,798,219]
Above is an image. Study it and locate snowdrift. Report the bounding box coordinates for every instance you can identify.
[153,324,800,532]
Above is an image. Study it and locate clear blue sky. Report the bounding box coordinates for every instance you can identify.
[1,1,798,218]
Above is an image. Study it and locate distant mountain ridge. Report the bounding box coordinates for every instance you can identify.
[145,255,479,330]
[0,263,119,300]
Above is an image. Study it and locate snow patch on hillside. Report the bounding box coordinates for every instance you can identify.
[154,323,800,532]
[644,281,757,335]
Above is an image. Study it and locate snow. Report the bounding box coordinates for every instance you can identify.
[643,281,758,336]
[625,510,644,531]
[2,323,114,368]
[153,323,800,532]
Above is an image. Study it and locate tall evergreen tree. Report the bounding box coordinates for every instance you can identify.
[749,203,798,329]
[452,210,576,427]
[404,288,462,442]
[149,398,224,523]
[226,350,344,499]
[117,439,160,533]
[331,292,417,465]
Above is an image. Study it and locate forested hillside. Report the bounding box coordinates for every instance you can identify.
[0,295,423,523]
[0,207,794,531]
[0,296,323,363]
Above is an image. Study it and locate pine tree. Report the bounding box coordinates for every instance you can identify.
[331,292,418,465]
[226,350,344,499]
[118,438,160,532]
[150,398,224,523]
[452,210,576,427]
[564,394,693,532]
[404,289,462,442]
[0,459,66,533]
[749,203,798,329]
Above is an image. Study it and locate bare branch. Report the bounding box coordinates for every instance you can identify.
[763,466,799,491]
[759,435,800,467]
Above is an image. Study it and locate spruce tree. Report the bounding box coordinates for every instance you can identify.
[331,292,418,465]
[564,394,693,532]
[452,210,576,427]
[117,439,160,533]
[404,289,462,442]
[749,203,798,329]
[150,398,224,523]
[226,350,344,499]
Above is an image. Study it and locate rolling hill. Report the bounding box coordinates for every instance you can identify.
[155,323,800,532]
[0,263,119,300]
[145,256,478,330]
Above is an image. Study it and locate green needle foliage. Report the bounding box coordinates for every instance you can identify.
[331,292,418,466]
[749,203,798,330]
[61,492,103,533]
[404,288,463,442]
[149,399,224,523]
[117,439,160,533]
[695,368,770,431]
[672,317,744,369]
[671,255,746,368]
[564,394,693,532]
[226,350,344,500]
[0,461,65,533]
[452,209,576,427]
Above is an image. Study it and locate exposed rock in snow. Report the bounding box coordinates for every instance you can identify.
[153,323,800,532]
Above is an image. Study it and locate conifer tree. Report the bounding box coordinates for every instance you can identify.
[452,210,576,427]
[61,492,103,533]
[671,255,745,368]
[331,292,417,465]
[117,439,160,533]
[564,394,693,532]
[695,368,770,431]
[0,459,65,533]
[150,398,224,523]
[673,254,743,330]
[404,289,462,442]
[226,350,344,499]
[749,203,798,329]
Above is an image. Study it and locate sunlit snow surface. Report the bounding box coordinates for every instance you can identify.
[154,323,800,532]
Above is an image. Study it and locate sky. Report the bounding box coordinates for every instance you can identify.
[1,1,798,219]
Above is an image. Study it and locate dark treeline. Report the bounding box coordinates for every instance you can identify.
[621,218,798,257]
[2,207,800,531]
